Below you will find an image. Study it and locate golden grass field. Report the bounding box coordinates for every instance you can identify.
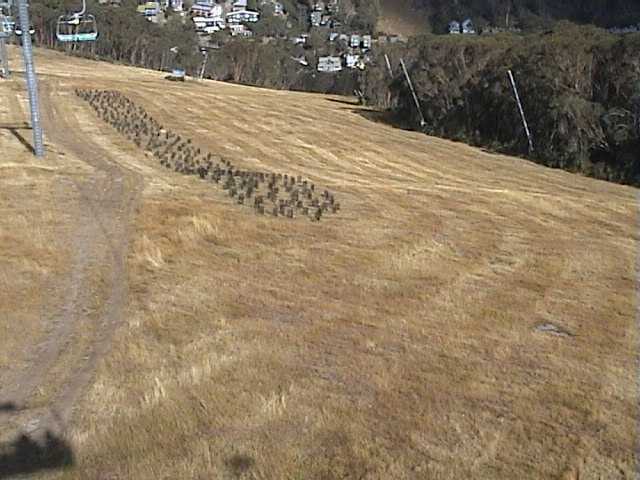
[0,46,638,479]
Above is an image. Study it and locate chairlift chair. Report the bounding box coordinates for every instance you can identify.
[56,0,97,42]
[14,23,35,36]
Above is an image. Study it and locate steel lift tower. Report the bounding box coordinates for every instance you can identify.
[17,0,44,156]
[3,0,44,157]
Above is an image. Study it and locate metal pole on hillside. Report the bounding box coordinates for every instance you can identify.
[384,53,392,76]
[17,0,44,157]
[400,58,426,129]
[0,37,9,78]
[508,69,533,154]
[199,49,208,80]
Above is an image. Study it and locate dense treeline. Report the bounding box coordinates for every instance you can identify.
[412,0,640,32]
[371,25,640,185]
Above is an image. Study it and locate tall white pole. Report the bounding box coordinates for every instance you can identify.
[199,50,208,80]
[508,69,533,154]
[384,53,392,76]
[17,0,44,157]
[400,58,426,128]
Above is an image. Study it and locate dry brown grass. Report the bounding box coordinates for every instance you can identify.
[0,79,93,391]
[1,47,638,479]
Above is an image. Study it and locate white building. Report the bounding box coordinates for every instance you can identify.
[345,53,359,69]
[232,0,247,10]
[193,15,225,32]
[448,20,460,34]
[292,33,308,45]
[462,18,476,34]
[310,11,322,26]
[190,2,223,17]
[229,23,253,36]
[349,34,360,48]
[226,9,260,23]
[318,56,342,72]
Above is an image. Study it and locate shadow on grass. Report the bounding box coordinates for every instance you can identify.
[0,430,74,479]
[0,401,20,413]
[225,453,255,477]
[325,97,361,107]
[0,122,35,155]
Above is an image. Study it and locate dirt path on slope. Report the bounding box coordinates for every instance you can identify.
[0,79,142,445]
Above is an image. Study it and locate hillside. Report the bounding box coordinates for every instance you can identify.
[376,26,640,186]
[378,0,640,34]
[0,47,638,479]
[376,0,430,36]
[21,2,640,188]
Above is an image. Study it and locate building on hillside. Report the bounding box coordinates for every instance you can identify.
[232,0,247,10]
[349,34,360,48]
[317,56,342,72]
[226,9,259,23]
[310,10,322,26]
[388,35,405,43]
[328,31,339,41]
[461,18,476,34]
[448,20,460,34]
[193,15,225,32]
[170,0,183,11]
[362,34,371,49]
[190,2,223,17]
[259,0,284,15]
[292,33,308,44]
[229,23,253,36]
[345,53,359,69]
[480,25,522,34]
[608,23,640,34]
[312,1,325,11]
[327,0,338,14]
[137,0,160,16]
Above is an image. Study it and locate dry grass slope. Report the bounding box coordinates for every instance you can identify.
[1,46,638,479]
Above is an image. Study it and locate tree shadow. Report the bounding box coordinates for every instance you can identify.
[0,122,35,154]
[349,107,423,132]
[0,430,74,479]
[325,97,361,106]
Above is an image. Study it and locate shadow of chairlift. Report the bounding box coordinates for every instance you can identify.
[0,430,74,479]
[0,121,35,154]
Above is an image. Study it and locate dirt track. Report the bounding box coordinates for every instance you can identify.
[0,78,141,441]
